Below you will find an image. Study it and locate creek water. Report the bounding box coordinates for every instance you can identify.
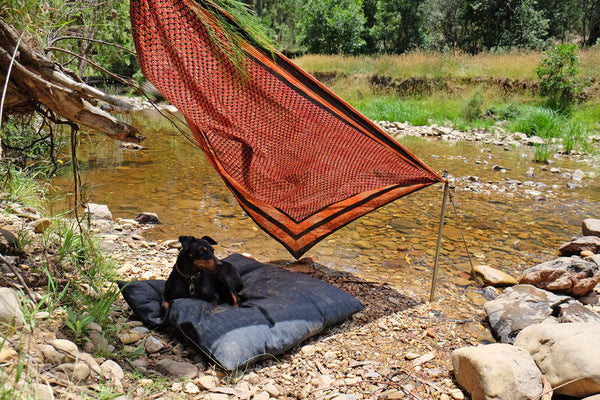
[49,109,599,297]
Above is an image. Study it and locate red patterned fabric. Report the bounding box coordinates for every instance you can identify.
[130,0,443,258]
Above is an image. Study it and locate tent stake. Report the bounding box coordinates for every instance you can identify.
[430,171,450,302]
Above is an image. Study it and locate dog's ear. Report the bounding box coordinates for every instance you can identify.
[179,236,195,249]
[200,235,217,245]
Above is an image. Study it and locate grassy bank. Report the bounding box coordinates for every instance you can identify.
[294,48,600,81]
[294,49,600,161]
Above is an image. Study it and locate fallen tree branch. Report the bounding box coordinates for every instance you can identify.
[0,18,145,143]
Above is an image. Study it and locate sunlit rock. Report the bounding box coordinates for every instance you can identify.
[519,257,600,296]
[484,285,566,343]
[452,343,543,400]
[583,218,600,237]
[514,322,600,398]
[85,203,113,220]
[473,265,518,287]
[559,236,600,256]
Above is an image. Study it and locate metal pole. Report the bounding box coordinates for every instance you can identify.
[430,171,450,302]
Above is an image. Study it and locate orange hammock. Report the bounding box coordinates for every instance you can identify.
[130,0,444,258]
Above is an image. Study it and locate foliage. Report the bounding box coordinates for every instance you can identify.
[1,0,137,78]
[460,0,549,53]
[510,107,563,138]
[536,43,581,110]
[461,88,485,121]
[255,0,303,53]
[370,0,424,53]
[298,0,366,54]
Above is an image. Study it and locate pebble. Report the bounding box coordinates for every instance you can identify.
[254,391,270,400]
[197,375,218,390]
[119,330,144,345]
[0,349,18,363]
[144,336,165,353]
[101,360,125,381]
[183,382,200,394]
[49,339,78,362]
[155,359,198,379]
[449,388,465,400]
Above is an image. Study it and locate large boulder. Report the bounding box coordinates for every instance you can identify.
[452,343,543,400]
[483,284,600,343]
[514,322,600,398]
[519,257,600,297]
[583,218,600,237]
[559,236,600,256]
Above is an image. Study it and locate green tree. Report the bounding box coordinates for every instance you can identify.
[254,0,303,54]
[536,0,581,41]
[370,0,424,53]
[419,0,465,50]
[298,0,366,54]
[460,0,548,52]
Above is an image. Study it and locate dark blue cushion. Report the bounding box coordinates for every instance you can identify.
[118,254,363,370]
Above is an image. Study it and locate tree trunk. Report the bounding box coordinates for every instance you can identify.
[0,18,144,144]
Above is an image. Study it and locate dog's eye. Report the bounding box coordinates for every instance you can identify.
[201,247,207,252]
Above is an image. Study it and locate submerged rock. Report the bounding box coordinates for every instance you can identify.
[452,343,543,400]
[514,322,600,398]
[519,257,600,297]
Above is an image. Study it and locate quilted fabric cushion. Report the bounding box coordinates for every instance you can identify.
[118,254,363,370]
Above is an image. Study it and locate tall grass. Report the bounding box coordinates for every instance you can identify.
[295,48,600,81]
[296,49,600,159]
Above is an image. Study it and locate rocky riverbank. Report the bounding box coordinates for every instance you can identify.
[0,115,599,399]
[1,200,599,399]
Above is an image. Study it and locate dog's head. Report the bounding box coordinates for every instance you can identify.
[176,235,219,274]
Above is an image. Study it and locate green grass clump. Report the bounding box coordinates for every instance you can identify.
[510,107,564,138]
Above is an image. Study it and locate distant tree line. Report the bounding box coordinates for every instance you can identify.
[244,0,600,55]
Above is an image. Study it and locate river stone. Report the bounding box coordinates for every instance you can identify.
[29,217,51,233]
[77,352,101,376]
[572,169,586,181]
[85,203,113,220]
[31,383,54,400]
[559,236,600,256]
[0,228,18,255]
[135,212,160,224]
[583,219,600,237]
[144,335,164,353]
[57,362,91,381]
[101,359,125,381]
[155,359,198,379]
[554,301,600,323]
[49,339,78,362]
[483,284,569,343]
[514,322,600,397]
[473,265,518,286]
[519,257,600,296]
[118,329,144,345]
[452,343,543,400]
[0,288,24,330]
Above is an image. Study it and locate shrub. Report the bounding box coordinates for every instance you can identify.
[535,43,581,111]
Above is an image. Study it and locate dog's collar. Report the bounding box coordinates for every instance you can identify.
[175,260,223,280]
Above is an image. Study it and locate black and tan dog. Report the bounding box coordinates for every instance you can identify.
[163,235,243,310]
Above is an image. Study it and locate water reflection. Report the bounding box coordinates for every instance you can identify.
[50,110,599,289]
